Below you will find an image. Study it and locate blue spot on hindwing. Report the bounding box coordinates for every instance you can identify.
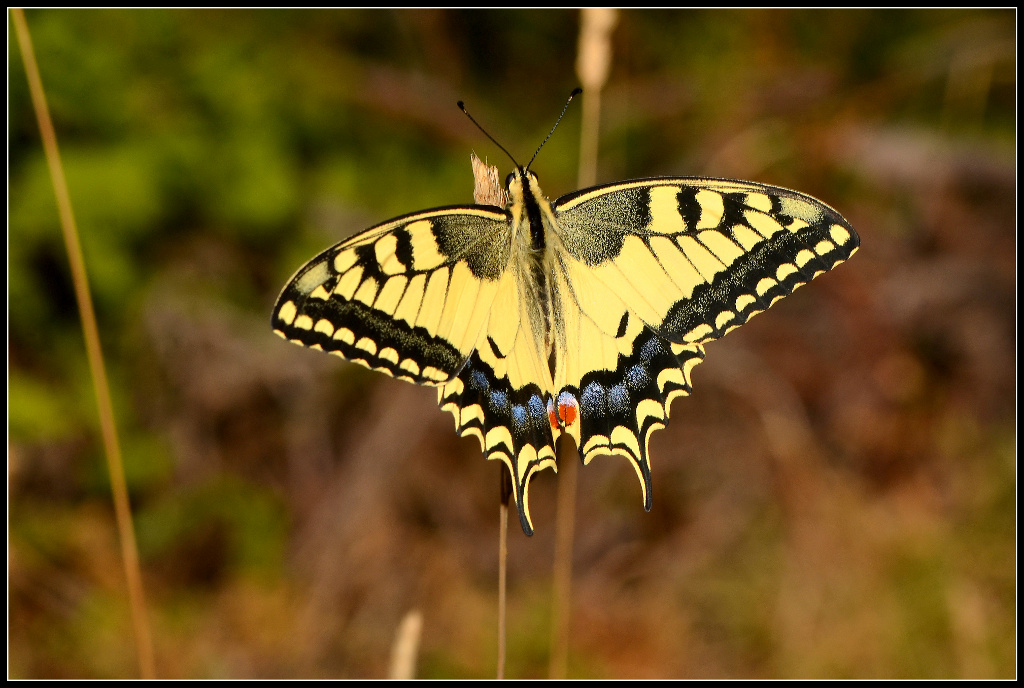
[609,385,630,415]
[489,389,509,414]
[471,370,490,391]
[511,404,528,433]
[640,335,664,363]
[626,364,650,391]
[528,394,547,430]
[581,382,606,415]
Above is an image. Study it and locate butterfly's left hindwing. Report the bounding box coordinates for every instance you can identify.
[549,249,707,510]
[272,206,513,385]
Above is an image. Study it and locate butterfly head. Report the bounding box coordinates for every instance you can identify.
[505,167,542,207]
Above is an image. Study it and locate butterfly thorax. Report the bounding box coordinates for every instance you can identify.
[505,168,552,252]
[506,169,564,379]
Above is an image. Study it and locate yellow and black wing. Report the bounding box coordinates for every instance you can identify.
[272,204,561,534]
[436,262,560,535]
[547,177,859,509]
[272,206,513,385]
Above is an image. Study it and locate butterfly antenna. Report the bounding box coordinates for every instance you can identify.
[526,87,583,171]
[458,100,520,169]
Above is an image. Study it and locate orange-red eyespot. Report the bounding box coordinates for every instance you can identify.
[557,391,579,427]
[547,398,560,429]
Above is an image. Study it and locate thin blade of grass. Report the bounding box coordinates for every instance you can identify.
[498,468,510,680]
[549,8,619,679]
[11,8,156,679]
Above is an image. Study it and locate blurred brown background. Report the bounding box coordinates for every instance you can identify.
[8,8,1015,679]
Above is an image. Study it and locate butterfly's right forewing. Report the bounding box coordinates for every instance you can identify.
[272,202,560,534]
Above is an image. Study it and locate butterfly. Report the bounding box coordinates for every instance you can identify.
[272,112,859,536]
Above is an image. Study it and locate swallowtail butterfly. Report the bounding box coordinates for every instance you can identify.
[272,103,859,535]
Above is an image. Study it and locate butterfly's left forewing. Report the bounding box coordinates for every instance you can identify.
[554,178,859,345]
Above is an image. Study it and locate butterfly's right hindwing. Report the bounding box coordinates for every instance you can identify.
[272,206,512,386]
[274,202,561,535]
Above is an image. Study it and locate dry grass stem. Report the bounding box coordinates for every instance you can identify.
[471,152,508,207]
[388,609,423,679]
[549,438,579,679]
[11,7,156,679]
[497,497,509,680]
[575,8,618,189]
[548,8,619,679]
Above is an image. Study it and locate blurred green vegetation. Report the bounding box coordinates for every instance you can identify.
[9,8,1015,679]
